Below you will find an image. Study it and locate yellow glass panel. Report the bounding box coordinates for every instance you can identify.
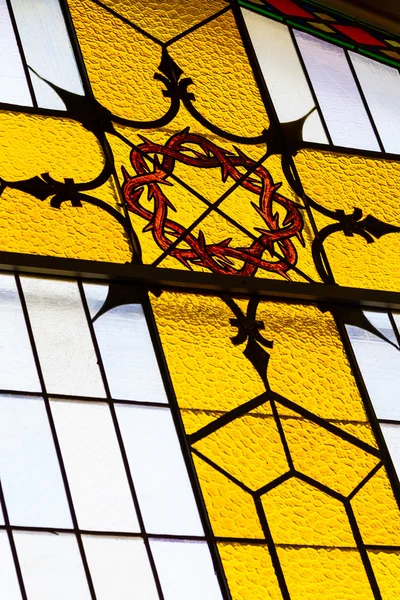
[193,412,289,491]
[193,454,263,538]
[351,467,400,545]
[278,547,374,600]
[256,302,369,422]
[169,9,269,139]
[295,150,400,291]
[369,551,400,600]
[309,22,335,33]
[68,0,165,121]
[282,416,378,496]
[99,0,227,43]
[151,293,266,413]
[261,476,355,546]
[0,111,104,182]
[0,187,130,262]
[218,543,283,600]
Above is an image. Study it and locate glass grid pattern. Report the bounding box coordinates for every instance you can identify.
[0,273,224,600]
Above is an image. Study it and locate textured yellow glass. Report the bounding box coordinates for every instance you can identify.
[369,552,400,600]
[218,543,282,600]
[193,454,263,539]
[278,548,375,600]
[152,291,400,599]
[0,112,130,262]
[295,149,400,291]
[99,0,227,43]
[66,0,320,281]
[194,413,289,491]
[351,467,400,545]
[261,477,355,546]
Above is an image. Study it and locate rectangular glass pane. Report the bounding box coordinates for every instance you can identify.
[14,532,91,600]
[0,531,22,599]
[0,274,40,392]
[51,399,140,532]
[241,8,328,143]
[0,0,32,106]
[0,395,71,528]
[151,540,223,600]
[294,30,380,150]
[346,323,400,420]
[116,405,203,535]
[381,424,400,479]
[83,536,159,600]
[84,283,167,402]
[350,52,400,154]
[10,0,84,110]
[21,277,105,397]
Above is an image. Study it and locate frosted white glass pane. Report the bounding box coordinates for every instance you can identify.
[116,405,203,535]
[15,532,91,600]
[84,536,159,600]
[241,8,327,144]
[0,532,22,599]
[0,0,32,106]
[21,277,105,397]
[350,52,400,154]
[51,400,139,532]
[84,283,167,402]
[0,274,40,392]
[295,30,380,150]
[381,424,400,479]
[363,310,398,345]
[10,0,84,110]
[347,325,400,420]
[151,540,223,600]
[0,395,71,527]
[392,312,400,337]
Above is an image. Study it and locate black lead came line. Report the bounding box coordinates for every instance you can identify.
[14,273,98,600]
[77,280,166,600]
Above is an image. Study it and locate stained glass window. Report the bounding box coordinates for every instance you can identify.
[0,0,400,598]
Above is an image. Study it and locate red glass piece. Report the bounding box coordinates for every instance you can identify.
[265,0,313,18]
[332,25,386,46]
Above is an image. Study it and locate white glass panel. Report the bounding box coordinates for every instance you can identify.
[350,52,400,154]
[151,540,223,600]
[84,283,167,402]
[0,531,22,599]
[10,0,84,110]
[346,325,400,420]
[51,400,140,532]
[294,30,380,150]
[0,274,40,392]
[392,313,400,339]
[83,536,159,600]
[15,532,91,600]
[241,8,327,144]
[363,310,398,346]
[116,405,203,535]
[0,395,71,527]
[381,424,400,479]
[0,0,32,106]
[21,277,105,397]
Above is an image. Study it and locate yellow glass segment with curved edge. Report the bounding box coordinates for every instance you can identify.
[0,111,130,262]
[152,291,400,599]
[98,0,227,44]
[295,149,400,291]
[218,543,283,600]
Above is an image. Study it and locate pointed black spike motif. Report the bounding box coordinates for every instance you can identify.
[28,67,114,135]
[243,336,270,389]
[157,48,183,84]
[358,215,400,240]
[280,107,317,144]
[8,175,56,201]
[340,306,399,349]
[92,282,143,322]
